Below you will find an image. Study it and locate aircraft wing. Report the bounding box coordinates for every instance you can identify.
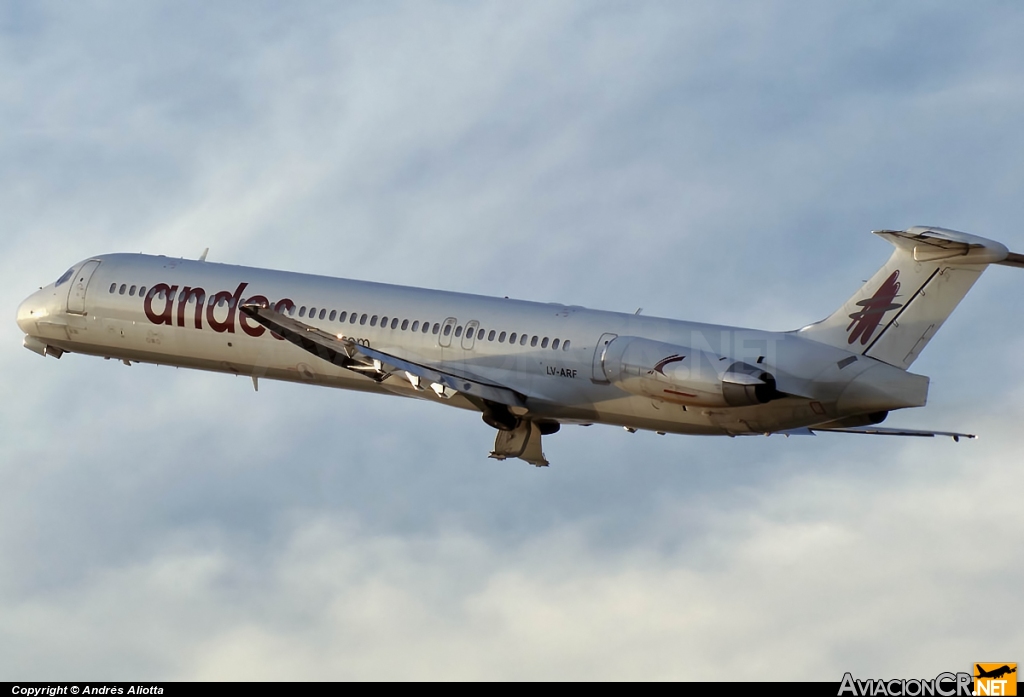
[239,304,526,408]
[810,425,976,442]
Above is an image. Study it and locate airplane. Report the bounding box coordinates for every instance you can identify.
[975,665,1017,681]
[16,226,1024,466]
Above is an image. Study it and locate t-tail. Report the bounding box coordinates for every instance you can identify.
[797,226,1024,369]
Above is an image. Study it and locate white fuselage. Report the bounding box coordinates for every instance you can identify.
[17,253,928,436]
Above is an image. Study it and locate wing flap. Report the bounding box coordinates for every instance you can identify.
[239,304,526,408]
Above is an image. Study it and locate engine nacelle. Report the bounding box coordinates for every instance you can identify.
[600,336,780,408]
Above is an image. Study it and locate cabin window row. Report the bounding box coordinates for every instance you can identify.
[110,283,147,297]
[291,304,571,351]
[108,282,571,352]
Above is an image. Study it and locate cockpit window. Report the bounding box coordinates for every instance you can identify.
[55,268,75,287]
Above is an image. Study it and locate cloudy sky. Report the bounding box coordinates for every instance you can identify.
[2,1,1023,680]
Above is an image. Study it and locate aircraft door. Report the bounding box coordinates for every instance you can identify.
[591,332,617,383]
[67,260,101,315]
[462,320,479,350]
[439,317,458,348]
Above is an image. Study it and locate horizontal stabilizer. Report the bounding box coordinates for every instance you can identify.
[811,425,976,442]
[239,304,526,408]
[995,251,1024,269]
[879,227,1009,264]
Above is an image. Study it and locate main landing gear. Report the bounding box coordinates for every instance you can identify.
[481,403,559,467]
[489,420,549,467]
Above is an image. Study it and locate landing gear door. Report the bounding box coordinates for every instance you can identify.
[67,260,101,315]
[591,332,617,383]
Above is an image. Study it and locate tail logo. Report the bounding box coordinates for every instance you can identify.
[847,270,903,345]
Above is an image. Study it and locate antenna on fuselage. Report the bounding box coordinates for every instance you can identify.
[199,248,209,262]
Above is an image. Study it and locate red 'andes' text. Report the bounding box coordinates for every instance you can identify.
[144,282,293,339]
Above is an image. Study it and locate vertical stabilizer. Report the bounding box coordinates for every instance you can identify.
[796,227,1010,369]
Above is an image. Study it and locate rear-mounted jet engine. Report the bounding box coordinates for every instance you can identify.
[599,336,782,408]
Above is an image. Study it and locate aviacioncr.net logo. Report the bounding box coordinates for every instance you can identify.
[839,672,973,697]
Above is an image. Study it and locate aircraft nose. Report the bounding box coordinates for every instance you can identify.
[17,291,42,334]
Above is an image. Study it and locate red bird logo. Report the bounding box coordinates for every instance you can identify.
[847,270,903,345]
[651,354,686,375]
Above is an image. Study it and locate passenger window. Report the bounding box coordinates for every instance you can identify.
[498,331,506,342]
[339,311,347,322]
[552,338,560,350]
[350,313,358,324]
[531,336,538,347]
[477,328,485,340]
[381,316,388,327]
[563,340,571,351]
[520,334,529,346]
[319,309,326,320]
[109,283,116,293]
[370,315,378,327]
[391,318,399,329]
[129,285,137,296]
[411,321,419,332]
[541,337,549,348]
[329,310,337,321]
[488,330,496,341]
[360,314,368,325]
[299,307,307,318]
[139,286,146,298]
[120,284,127,295]
[443,325,451,336]
[455,326,463,337]
[509,332,517,344]
[402,319,409,331]
[432,323,440,334]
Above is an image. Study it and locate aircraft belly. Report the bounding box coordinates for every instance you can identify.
[576,394,842,436]
[43,335,412,395]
